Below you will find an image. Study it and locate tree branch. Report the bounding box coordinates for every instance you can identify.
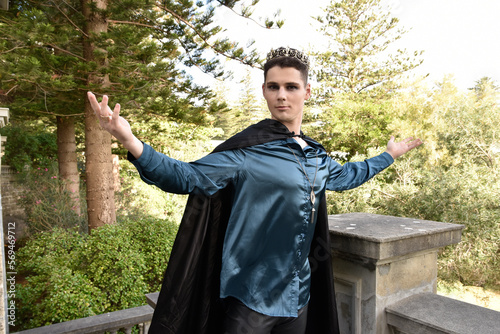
[107,19,162,32]
[0,45,25,55]
[52,0,90,38]
[46,43,86,61]
[156,3,261,69]
[373,188,406,204]
[175,37,227,82]
[216,0,280,30]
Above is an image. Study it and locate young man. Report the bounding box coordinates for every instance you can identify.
[88,47,422,334]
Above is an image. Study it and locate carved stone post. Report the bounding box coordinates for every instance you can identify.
[329,213,463,334]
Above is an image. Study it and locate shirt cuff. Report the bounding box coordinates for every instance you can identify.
[380,151,395,165]
[127,142,153,169]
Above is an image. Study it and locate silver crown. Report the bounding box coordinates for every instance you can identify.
[266,47,310,68]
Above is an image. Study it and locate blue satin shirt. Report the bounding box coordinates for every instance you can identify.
[129,137,393,317]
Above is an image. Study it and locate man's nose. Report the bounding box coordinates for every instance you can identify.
[277,87,286,100]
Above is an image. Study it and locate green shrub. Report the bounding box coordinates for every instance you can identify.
[15,218,178,331]
[17,269,107,329]
[15,229,104,329]
[17,162,87,236]
[83,225,148,311]
[121,218,178,291]
[0,124,58,172]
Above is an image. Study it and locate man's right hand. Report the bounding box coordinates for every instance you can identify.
[87,92,144,159]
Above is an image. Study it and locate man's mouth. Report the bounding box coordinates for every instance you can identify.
[276,106,289,110]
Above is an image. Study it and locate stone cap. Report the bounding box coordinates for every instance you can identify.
[386,293,500,334]
[329,213,463,261]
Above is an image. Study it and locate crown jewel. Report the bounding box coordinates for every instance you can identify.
[266,47,310,68]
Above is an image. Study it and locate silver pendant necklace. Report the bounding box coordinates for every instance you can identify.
[287,145,318,222]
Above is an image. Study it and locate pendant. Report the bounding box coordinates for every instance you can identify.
[310,191,316,206]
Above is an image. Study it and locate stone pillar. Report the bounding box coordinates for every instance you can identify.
[329,213,463,334]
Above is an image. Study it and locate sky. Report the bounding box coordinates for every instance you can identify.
[192,0,500,101]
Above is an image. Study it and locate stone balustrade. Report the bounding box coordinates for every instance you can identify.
[11,305,152,334]
[386,292,500,334]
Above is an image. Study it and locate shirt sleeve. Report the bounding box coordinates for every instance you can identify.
[326,152,394,191]
[127,143,243,196]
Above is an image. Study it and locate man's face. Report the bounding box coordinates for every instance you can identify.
[262,66,311,129]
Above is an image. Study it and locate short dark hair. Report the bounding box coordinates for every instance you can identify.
[263,56,309,84]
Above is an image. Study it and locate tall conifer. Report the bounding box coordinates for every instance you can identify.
[0,0,276,231]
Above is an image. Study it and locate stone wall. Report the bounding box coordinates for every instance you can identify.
[1,166,27,239]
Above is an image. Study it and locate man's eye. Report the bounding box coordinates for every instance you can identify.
[268,85,279,90]
[287,86,298,90]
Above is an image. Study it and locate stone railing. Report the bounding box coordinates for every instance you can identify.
[11,305,152,334]
[11,213,500,334]
[386,292,500,334]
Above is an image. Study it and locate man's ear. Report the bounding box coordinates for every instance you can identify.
[305,83,312,100]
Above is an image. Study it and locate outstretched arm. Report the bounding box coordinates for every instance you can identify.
[87,92,144,159]
[385,136,423,160]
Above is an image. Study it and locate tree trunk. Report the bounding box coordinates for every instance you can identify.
[84,99,116,230]
[56,116,81,216]
[82,0,116,231]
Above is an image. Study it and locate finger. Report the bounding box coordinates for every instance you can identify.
[100,95,116,123]
[401,137,414,143]
[410,139,423,148]
[87,92,101,113]
[112,103,120,121]
[406,139,423,150]
[101,95,110,117]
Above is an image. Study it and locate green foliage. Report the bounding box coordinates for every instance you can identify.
[0,124,58,171]
[15,229,105,329]
[384,164,499,288]
[17,161,87,236]
[17,162,86,233]
[83,226,148,310]
[311,0,423,98]
[0,0,270,124]
[16,218,178,330]
[324,78,500,288]
[120,217,178,291]
[437,77,500,168]
[303,96,393,161]
[1,0,272,232]
[327,150,500,288]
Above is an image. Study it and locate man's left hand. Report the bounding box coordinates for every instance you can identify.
[385,136,423,159]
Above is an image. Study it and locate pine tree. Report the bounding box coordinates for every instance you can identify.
[0,0,278,231]
[312,0,423,98]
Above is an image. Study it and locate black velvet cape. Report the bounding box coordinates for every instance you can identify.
[148,119,340,334]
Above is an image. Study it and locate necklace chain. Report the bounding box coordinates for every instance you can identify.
[287,145,318,221]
